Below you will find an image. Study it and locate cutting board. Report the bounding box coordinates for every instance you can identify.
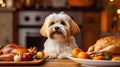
[0,56,48,66]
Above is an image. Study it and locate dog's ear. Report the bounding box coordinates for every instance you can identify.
[70,19,80,35]
[40,22,47,37]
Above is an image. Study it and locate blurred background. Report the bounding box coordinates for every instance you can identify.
[0,0,120,51]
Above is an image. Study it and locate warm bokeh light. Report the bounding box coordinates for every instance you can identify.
[1,3,6,8]
[0,0,3,4]
[109,0,114,2]
[116,9,120,20]
[117,9,120,14]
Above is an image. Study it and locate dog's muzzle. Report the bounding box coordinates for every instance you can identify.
[55,26,59,31]
[54,26,62,34]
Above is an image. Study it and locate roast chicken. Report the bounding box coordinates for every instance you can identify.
[87,36,120,55]
[1,43,28,54]
[0,43,28,61]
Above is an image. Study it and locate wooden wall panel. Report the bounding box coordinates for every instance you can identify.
[82,11,101,51]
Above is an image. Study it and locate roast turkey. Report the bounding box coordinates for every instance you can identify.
[87,36,120,55]
[1,43,28,54]
[0,43,28,61]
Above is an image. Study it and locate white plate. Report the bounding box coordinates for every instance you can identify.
[67,55,120,67]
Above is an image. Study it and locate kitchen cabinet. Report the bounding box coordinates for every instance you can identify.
[82,11,101,51]
[0,8,15,45]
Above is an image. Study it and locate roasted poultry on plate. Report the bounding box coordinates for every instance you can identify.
[1,44,28,54]
[0,43,44,61]
[0,44,28,61]
[87,36,120,55]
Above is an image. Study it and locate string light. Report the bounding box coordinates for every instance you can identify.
[1,3,6,8]
[0,0,3,4]
[0,0,6,8]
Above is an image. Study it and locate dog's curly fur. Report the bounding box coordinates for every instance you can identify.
[40,12,80,59]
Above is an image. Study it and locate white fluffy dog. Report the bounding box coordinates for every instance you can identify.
[40,12,80,59]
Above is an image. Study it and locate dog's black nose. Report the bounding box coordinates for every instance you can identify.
[55,27,59,30]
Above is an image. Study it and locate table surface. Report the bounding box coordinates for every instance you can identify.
[0,59,81,67]
[41,59,81,67]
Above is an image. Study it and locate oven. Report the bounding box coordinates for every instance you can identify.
[18,10,82,50]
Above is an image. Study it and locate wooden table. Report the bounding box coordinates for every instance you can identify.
[41,59,81,67]
[0,59,81,67]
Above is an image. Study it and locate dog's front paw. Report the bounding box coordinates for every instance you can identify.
[58,53,67,59]
[45,53,57,58]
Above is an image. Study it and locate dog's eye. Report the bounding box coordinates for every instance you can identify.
[61,21,65,25]
[50,22,55,25]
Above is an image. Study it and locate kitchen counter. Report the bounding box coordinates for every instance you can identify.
[0,8,16,12]
[0,59,81,67]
